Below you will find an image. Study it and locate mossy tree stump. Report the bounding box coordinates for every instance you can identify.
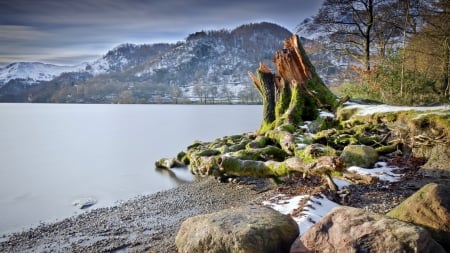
[249,35,340,134]
[156,35,348,192]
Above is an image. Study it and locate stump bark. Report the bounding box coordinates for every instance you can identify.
[249,35,340,134]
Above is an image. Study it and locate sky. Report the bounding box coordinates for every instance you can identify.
[0,0,323,67]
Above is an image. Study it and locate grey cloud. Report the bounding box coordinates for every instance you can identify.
[0,25,50,41]
[0,0,323,65]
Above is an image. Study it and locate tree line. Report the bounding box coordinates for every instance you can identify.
[298,0,449,105]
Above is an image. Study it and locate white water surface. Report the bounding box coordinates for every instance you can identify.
[0,103,261,235]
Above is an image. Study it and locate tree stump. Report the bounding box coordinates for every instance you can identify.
[249,34,340,134]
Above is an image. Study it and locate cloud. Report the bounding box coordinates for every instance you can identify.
[0,0,323,65]
[0,25,49,41]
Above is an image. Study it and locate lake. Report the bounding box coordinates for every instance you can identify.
[0,103,262,235]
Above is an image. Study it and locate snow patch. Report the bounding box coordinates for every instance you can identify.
[263,194,339,235]
[319,110,335,118]
[347,162,403,182]
[332,177,351,190]
[344,104,448,116]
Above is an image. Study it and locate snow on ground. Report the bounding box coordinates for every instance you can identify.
[333,177,351,189]
[263,102,438,235]
[319,110,335,118]
[263,161,403,235]
[347,161,404,182]
[263,194,339,235]
[343,103,448,116]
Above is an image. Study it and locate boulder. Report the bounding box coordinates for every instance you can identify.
[387,183,450,251]
[418,144,450,178]
[299,206,445,253]
[340,144,378,168]
[175,205,299,253]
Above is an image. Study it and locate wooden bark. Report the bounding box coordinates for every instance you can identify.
[249,35,339,134]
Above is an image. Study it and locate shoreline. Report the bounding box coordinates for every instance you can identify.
[2,167,448,252]
[0,177,276,252]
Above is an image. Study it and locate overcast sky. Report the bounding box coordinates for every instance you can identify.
[0,0,323,67]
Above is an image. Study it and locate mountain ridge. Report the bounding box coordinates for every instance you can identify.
[0,22,337,103]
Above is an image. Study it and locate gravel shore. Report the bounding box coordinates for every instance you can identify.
[1,164,447,253]
[0,177,275,253]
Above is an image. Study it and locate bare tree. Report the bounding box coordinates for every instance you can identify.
[297,0,411,73]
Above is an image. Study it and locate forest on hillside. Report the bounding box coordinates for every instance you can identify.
[298,0,449,106]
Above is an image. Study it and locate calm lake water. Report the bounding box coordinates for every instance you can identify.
[0,103,261,235]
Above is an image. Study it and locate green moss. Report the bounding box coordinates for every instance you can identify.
[245,135,270,149]
[217,145,229,154]
[330,170,343,177]
[266,161,289,176]
[296,149,316,163]
[336,107,360,121]
[187,141,202,150]
[312,117,337,132]
[278,124,296,133]
[286,85,304,124]
[306,76,339,110]
[340,145,379,168]
[228,142,248,152]
[219,156,240,172]
[195,149,221,157]
[176,151,186,161]
[258,121,276,134]
[312,129,332,143]
[275,83,291,120]
[333,134,359,147]
[386,113,397,122]
[375,142,400,155]
[180,154,190,165]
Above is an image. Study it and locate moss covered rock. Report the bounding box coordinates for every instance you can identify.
[340,145,379,168]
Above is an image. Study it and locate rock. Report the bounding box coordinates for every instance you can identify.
[340,144,378,168]
[387,183,450,251]
[72,197,97,209]
[289,237,310,253]
[418,144,450,178]
[299,206,445,253]
[175,205,299,253]
[155,157,184,169]
[302,143,336,159]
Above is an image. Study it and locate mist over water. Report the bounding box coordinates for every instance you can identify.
[0,103,261,235]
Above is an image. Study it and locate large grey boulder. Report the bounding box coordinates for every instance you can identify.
[387,183,450,251]
[418,144,450,178]
[340,144,378,168]
[175,205,299,253]
[299,206,445,253]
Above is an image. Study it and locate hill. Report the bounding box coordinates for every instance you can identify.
[0,22,337,103]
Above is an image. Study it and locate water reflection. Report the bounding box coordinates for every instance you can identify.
[155,167,195,185]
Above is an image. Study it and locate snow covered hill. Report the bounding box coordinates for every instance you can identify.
[85,43,172,75]
[0,22,341,103]
[0,43,173,87]
[0,62,85,87]
[131,22,292,87]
